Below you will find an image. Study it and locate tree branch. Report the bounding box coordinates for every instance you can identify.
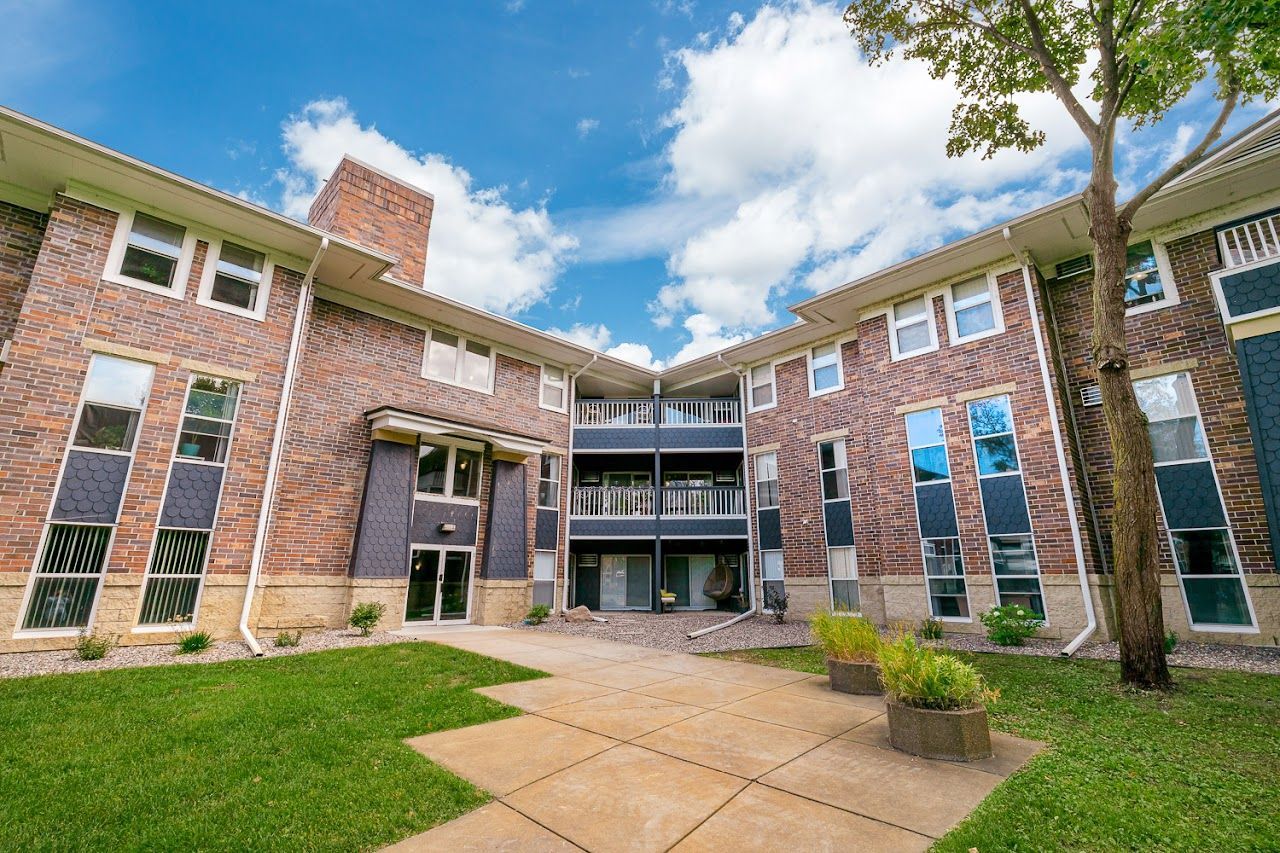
[1120,86,1241,222]
[1016,0,1100,142]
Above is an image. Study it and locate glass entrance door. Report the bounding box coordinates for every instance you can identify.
[406,547,473,624]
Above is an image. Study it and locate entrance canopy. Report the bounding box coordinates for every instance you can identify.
[365,405,550,462]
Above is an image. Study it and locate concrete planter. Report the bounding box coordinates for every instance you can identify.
[826,658,882,695]
[885,699,992,761]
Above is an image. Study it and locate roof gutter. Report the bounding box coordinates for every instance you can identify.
[1002,227,1096,657]
[239,237,329,655]
[687,355,758,640]
[560,354,598,614]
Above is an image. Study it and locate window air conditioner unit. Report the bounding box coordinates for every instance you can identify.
[714,471,736,484]
[580,471,601,484]
[1055,255,1093,279]
[577,554,600,568]
[1079,385,1102,407]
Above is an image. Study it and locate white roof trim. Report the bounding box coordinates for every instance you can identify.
[366,406,547,459]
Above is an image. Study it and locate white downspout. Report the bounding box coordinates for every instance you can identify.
[239,237,328,655]
[687,355,757,640]
[560,354,598,614]
[1003,227,1096,656]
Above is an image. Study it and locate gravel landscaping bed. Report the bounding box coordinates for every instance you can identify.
[0,629,406,680]
[936,634,1280,675]
[510,611,813,654]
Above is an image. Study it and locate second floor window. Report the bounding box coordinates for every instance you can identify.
[176,376,241,464]
[749,363,775,410]
[120,212,187,290]
[755,451,779,509]
[538,455,561,508]
[809,343,842,394]
[1125,241,1167,307]
[892,296,934,358]
[541,365,567,411]
[417,443,483,500]
[208,242,267,314]
[73,355,154,453]
[950,276,999,340]
[818,439,848,501]
[423,329,493,392]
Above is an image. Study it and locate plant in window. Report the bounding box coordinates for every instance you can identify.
[763,587,789,623]
[979,604,1044,646]
[74,629,116,661]
[348,601,386,636]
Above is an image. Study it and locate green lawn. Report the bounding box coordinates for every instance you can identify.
[0,643,542,852]
[713,646,1280,852]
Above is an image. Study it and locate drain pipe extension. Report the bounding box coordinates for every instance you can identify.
[1002,227,1096,656]
[239,237,328,656]
[688,355,759,640]
[561,354,598,615]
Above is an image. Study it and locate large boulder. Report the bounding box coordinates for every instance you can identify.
[564,605,594,623]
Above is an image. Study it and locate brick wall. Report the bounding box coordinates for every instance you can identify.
[0,200,47,345]
[0,195,302,648]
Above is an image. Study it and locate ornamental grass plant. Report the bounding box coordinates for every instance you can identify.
[810,610,881,663]
[877,633,995,711]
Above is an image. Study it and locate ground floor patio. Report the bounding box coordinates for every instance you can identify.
[389,625,1042,852]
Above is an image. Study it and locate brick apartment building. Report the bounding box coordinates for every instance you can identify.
[0,105,1277,653]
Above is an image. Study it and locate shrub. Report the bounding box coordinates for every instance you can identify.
[763,587,790,623]
[274,630,302,648]
[176,630,214,655]
[1164,631,1179,654]
[349,601,386,636]
[810,611,881,663]
[525,604,551,625]
[920,617,945,641]
[980,604,1044,646]
[74,630,115,661]
[877,634,994,711]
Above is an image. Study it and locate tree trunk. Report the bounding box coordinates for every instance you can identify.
[1086,173,1172,690]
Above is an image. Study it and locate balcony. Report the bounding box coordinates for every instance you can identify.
[573,398,744,452]
[569,485,749,539]
[1220,211,1280,269]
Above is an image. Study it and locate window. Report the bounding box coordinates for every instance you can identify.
[818,439,848,501]
[422,329,493,392]
[761,550,785,608]
[967,394,1045,616]
[538,454,561,509]
[749,363,775,410]
[541,365,567,411]
[138,529,210,626]
[828,546,859,612]
[891,295,934,358]
[948,275,1001,341]
[923,538,968,618]
[119,212,187,290]
[416,442,483,500]
[533,550,556,607]
[175,376,240,464]
[1135,373,1253,628]
[755,451,779,510]
[198,239,271,318]
[809,342,842,395]
[21,524,112,631]
[73,355,154,453]
[968,396,1020,475]
[905,408,949,482]
[1124,241,1166,308]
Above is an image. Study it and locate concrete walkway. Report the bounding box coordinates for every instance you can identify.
[387,627,1042,853]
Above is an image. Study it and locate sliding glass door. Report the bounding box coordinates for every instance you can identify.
[600,555,651,610]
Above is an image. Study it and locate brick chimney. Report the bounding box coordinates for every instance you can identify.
[307,156,434,285]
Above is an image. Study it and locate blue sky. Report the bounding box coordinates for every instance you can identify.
[4,0,1268,367]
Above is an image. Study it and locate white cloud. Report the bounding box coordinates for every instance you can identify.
[576,118,600,138]
[277,98,576,316]
[582,0,1088,356]
[547,322,664,369]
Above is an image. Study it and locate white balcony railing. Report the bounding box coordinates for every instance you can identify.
[660,486,745,516]
[661,399,741,425]
[572,486,655,517]
[1220,212,1280,268]
[575,399,654,426]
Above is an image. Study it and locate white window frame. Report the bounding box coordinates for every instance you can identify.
[539,364,568,413]
[196,236,276,322]
[904,407,972,622]
[421,327,496,394]
[827,546,859,613]
[538,453,562,510]
[69,353,156,458]
[817,439,849,503]
[747,362,777,412]
[103,208,199,300]
[888,294,939,361]
[533,549,557,609]
[806,341,844,397]
[760,549,785,613]
[944,272,1005,345]
[416,437,486,504]
[1124,239,1180,317]
[170,373,243,467]
[1135,372,1258,632]
[754,450,779,510]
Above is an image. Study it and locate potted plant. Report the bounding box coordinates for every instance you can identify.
[877,633,996,761]
[810,610,882,694]
[179,441,202,457]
